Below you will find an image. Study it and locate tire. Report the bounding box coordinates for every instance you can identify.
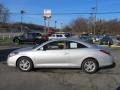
[82,58,99,74]
[34,40,40,44]
[17,57,33,72]
[14,39,20,44]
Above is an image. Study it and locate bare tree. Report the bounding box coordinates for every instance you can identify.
[0,3,9,23]
[62,25,72,32]
[63,17,90,34]
[63,17,120,35]
[72,18,88,33]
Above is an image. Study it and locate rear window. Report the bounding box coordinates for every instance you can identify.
[56,35,63,37]
[33,33,41,36]
[27,33,41,37]
[67,41,87,49]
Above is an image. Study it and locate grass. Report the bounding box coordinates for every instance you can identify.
[0,37,120,48]
[0,37,13,45]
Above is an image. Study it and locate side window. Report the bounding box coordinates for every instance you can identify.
[43,41,66,50]
[27,33,33,38]
[52,34,55,37]
[32,33,41,38]
[32,33,36,38]
[67,41,87,49]
[36,33,41,36]
[56,35,62,37]
[23,33,28,38]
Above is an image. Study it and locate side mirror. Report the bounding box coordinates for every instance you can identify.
[40,47,44,51]
[38,47,46,51]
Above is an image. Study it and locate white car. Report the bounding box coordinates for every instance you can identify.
[7,39,115,74]
[48,34,66,40]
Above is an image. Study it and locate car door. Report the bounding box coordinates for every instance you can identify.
[34,40,70,67]
[19,33,27,42]
[20,33,32,42]
[26,33,34,42]
[65,41,88,67]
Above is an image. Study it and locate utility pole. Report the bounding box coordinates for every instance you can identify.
[43,9,52,34]
[91,0,98,35]
[95,0,98,34]
[92,7,96,35]
[47,18,50,33]
[44,17,47,34]
[61,22,63,29]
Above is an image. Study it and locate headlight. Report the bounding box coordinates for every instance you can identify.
[8,52,19,57]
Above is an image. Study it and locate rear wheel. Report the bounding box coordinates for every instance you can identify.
[82,58,99,74]
[17,57,33,72]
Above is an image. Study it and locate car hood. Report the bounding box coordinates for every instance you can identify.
[13,47,34,53]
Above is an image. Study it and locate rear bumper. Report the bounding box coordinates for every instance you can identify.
[100,62,116,69]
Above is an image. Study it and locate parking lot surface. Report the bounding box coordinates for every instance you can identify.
[0,45,120,90]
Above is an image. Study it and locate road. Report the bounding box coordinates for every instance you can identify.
[0,45,120,90]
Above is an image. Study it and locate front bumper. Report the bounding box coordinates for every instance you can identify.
[7,55,20,67]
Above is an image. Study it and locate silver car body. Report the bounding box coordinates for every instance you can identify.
[7,39,114,68]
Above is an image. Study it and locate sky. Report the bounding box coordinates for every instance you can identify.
[0,0,120,28]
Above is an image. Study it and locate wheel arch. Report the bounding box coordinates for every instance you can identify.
[16,56,34,67]
[13,37,19,42]
[81,57,99,68]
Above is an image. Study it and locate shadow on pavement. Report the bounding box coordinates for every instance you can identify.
[116,86,120,90]
[0,48,19,61]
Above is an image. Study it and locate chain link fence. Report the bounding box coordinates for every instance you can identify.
[0,33,21,40]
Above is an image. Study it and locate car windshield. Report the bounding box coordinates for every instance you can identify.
[32,40,49,49]
[32,44,40,49]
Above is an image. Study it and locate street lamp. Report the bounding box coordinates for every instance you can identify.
[20,10,25,33]
[55,21,57,29]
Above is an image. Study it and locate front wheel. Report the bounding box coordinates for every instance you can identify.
[34,40,41,44]
[14,39,20,44]
[82,58,99,74]
[17,57,33,72]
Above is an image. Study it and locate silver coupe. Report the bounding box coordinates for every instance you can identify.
[7,39,114,73]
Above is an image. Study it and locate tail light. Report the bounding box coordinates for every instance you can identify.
[100,50,111,55]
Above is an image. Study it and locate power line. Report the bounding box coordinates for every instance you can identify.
[6,11,120,15]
